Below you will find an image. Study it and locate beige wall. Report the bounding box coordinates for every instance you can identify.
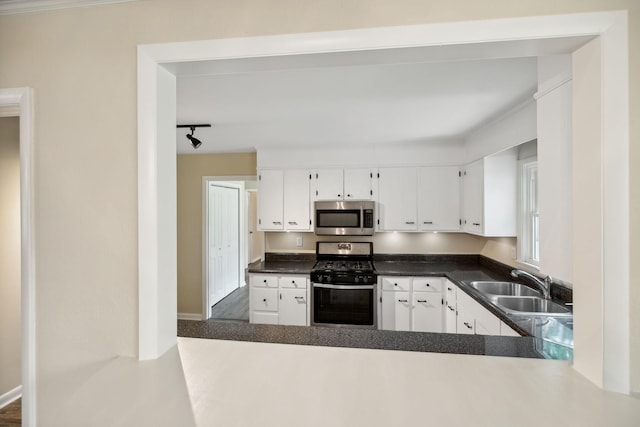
[0,116,21,397]
[177,153,257,315]
[0,0,637,421]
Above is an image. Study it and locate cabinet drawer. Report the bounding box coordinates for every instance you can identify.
[252,312,279,325]
[251,287,278,312]
[251,274,278,288]
[279,276,308,289]
[381,276,411,291]
[413,277,444,292]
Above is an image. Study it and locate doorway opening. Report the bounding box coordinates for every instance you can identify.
[138,12,630,393]
[0,87,35,426]
[202,176,260,321]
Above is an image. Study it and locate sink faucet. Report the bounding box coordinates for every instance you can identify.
[510,269,553,299]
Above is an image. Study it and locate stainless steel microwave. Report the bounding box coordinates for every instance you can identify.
[314,201,375,236]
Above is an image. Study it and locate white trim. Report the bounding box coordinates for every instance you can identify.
[0,87,36,426]
[177,312,203,321]
[137,11,630,393]
[0,0,137,15]
[0,385,21,409]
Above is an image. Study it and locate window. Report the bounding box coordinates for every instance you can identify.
[519,158,539,266]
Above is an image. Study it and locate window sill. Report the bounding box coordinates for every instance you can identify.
[515,259,540,272]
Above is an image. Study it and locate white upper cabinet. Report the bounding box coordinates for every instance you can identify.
[314,168,374,200]
[284,169,312,231]
[462,148,517,236]
[418,166,461,231]
[258,169,312,231]
[314,168,344,200]
[343,168,374,200]
[377,167,418,231]
[257,169,284,231]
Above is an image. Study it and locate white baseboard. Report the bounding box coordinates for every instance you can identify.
[0,385,21,409]
[178,312,203,321]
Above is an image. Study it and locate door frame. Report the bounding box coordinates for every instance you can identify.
[202,176,254,319]
[0,87,36,426]
[137,11,630,393]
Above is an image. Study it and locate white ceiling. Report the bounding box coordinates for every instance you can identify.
[173,35,592,154]
[177,57,539,154]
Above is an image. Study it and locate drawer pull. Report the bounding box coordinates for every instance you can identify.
[263,279,267,283]
[417,299,427,303]
[447,305,455,311]
[273,221,282,225]
[394,283,398,286]
[464,322,473,329]
[423,221,433,224]
[294,296,304,300]
[398,299,408,303]
[288,221,298,225]
[263,298,267,302]
[472,222,481,226]
[405,221,415,225]
[425,283,430,287]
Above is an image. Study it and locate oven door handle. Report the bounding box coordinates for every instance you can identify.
[312,283,374,290]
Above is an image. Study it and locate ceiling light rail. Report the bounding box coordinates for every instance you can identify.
[177,124,211,149]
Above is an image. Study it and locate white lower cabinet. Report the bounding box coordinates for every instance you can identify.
[412,292,443,333]
[444,281,457,333]
[449,282,516,337]
[381,291,411,331]
[279,288,307,326]
[380,276,444,332]
[250,273,309,326]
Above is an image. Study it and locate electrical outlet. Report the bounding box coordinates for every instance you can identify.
[296,237,303,247]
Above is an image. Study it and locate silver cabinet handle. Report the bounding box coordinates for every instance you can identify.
[464,322,472,329]
[313,283,374,290]
[273,221,282,225]
[423,221,433,224]
[405,221,415,225]
[417,299,427,303]
[294,296,304,300]
[288,221,298,225]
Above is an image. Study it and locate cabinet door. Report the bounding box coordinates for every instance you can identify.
[412,292,443,333]
[381,291,411,331]
[462,160,483,234]
[279,288,307,326]
[250,287,278,312]
[377,167,418,231]
[473,302,501,336]
[344,168,373,200]
[314,169,344,200]
[418,166,461,231]
[444,281,457,333]
[257,169,284,230]
[284,169,311,231]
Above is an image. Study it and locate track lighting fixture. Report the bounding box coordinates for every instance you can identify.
[177,124,211,149]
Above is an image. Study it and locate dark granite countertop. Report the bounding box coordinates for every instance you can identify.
[178,319,543,359]
[248,252,316,274]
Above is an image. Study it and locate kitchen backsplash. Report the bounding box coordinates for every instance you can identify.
[265,231,514,256]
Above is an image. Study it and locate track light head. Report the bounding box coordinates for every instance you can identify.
[186,133,202,149]
[177,123,211,149]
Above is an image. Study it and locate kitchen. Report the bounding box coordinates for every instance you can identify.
[177,48,575,360]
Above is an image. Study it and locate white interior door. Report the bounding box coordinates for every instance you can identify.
[208,183,240,307]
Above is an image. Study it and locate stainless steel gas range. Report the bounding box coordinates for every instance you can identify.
[310,242,377,328]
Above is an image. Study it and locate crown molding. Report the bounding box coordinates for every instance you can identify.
[0,0,138,15]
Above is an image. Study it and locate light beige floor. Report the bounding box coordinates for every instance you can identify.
[178,337,640,427]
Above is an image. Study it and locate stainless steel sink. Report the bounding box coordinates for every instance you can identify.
[491,296,572,317]
[468,281,541,297]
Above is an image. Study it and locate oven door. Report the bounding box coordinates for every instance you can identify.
[311,283,376,328]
